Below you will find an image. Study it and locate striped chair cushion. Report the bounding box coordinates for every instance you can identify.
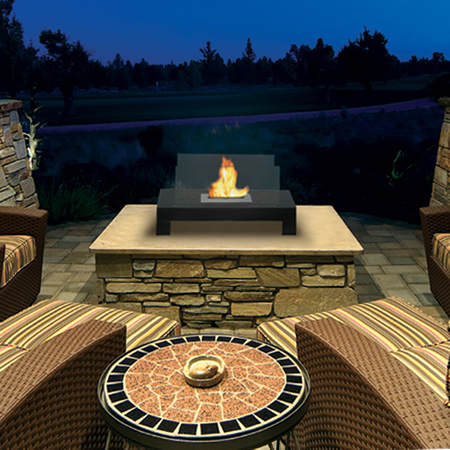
[257,297,448,356]
[432,233,450,273]
[392,342,450,404]
[257,312,333,356]
[0,299,180,352]
[330,297,448,352]
[447,321,450,407]
[0,235,36,287]
[0,345,27,373]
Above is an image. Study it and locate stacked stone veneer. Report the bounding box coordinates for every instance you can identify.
[96,253,357,330]
[0,100,39,207]
[430,99,450,206]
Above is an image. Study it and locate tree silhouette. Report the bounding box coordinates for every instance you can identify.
[229,38,258,84]
[39,29,90,115]
[178,60,202,89]
[337,27,398,94]
[0,0,32,98]
[286,43,311,85]
[305,38,335,102]
[199,41,226,85]
[242,37,256,63]
[108,53,132,90]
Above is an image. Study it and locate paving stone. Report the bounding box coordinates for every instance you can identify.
[355,273,377,285]
[363,266,384,275]
[387,256,417,265]
[382,288,421,305]
[43,271,75,284]
[398,239,424,249]
[377,242,403,249]
[355,284,383,296]
[402,273,429,284]
[409,284,433,295]
[382,265,425,275]
[39,284,64,296]
[360,254,391,266]
[382,249,421,257]
[360,235,397,243]
[55,292,90,303]
[372,274,406,289]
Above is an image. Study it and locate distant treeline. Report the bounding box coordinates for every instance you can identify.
[1,0,450,116]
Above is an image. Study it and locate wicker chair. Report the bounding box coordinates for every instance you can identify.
[0,206,48,320]
[0,320,126,448]
[0,299,180,448]
[294,318,449,449]
[257,297,450,449]
[420,205,450,316]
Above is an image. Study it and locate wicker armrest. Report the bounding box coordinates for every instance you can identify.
[420,205,450,256]
[0,206,48,237]
[0,320,126,448]
[295,318,450,449]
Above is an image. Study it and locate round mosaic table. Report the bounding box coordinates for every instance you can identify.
[98,334,310,450]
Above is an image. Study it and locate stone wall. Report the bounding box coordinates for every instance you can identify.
[430,99,450,206]
[96,253,357,331]
[0,100,39,208]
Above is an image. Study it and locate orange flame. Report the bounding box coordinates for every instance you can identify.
[209,156,249,198]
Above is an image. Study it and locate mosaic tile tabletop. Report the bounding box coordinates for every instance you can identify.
[99,335,310,449]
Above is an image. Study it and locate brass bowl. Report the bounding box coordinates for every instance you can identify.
[183,355,225,388]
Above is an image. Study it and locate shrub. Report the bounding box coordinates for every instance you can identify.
[36,179,106,224]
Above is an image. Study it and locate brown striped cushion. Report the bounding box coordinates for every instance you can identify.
[0,345,27,373]
[432,233,450,272]
[330,297,448,352]
[257,297,448,356]
[0,299,180,351]
[0,235,36,287]
[258,312,333,356]
[392,342,450,403]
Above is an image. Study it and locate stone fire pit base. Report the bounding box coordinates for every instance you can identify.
[90,205,363,331]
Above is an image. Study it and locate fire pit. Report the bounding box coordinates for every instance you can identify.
[156,154,296,235]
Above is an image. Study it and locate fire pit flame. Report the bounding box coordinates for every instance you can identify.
[209,156,249,198]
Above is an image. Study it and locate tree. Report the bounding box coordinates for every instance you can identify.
[272,56,296,85]
[178,60,202,89]
[39,29,91,115]
[108,53,132,90]
[242,37,256,63]
[337,27,398,94]
[0,0,31,97]
[304,38,335,102]
[199,41,226,85]
[286,43,311,85]
[229,38,257,84]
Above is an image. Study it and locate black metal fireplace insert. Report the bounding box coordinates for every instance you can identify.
[156,154,296,235]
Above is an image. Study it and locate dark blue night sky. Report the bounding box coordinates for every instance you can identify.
[13,0,449,64]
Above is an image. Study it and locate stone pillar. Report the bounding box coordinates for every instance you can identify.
[0,99,39,208]
[430,98,450,206]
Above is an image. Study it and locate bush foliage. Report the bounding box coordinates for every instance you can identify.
[34,106,442,224]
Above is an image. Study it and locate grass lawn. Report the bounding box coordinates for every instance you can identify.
[21,77,434,126]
